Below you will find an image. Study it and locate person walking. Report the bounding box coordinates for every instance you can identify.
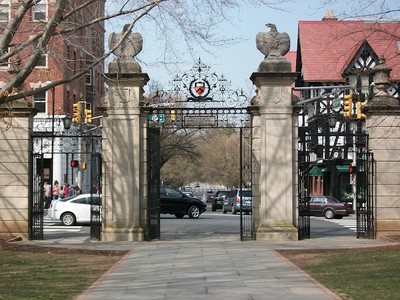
[43,181,51,209]
[64,182,70,198]
[52,180,60,200]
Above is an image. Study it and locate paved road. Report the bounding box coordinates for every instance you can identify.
[43,212,358,240]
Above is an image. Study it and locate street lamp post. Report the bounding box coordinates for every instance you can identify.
[50,86,55,204]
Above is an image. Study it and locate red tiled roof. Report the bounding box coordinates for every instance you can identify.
[284,51,297,72]
[298,20,400,82]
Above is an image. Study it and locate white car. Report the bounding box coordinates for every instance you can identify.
[48,193,101,226]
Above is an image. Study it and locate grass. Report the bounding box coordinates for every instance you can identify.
[0,243,127,300]
[278,247,400,300]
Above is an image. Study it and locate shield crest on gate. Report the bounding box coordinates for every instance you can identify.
[194,82,206,95]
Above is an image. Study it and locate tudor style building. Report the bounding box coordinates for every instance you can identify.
[293,12,400,202]
[0,1,105,193]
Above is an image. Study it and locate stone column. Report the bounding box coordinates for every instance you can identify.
[250,24,298,240]
[0,101,36,240]
[100,26,149,241]
[365,57,400,238]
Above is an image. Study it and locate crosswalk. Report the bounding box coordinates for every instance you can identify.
[323,218,357,232]
[43,216,83,232]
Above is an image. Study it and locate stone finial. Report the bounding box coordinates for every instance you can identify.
[368,56,399,107]
[256,23,291,72]
[108,24,143,73]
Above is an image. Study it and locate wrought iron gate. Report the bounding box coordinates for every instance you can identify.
[144,58,254,241]
[146,127,161,241]
[356,150,375,238]
[29,117,102,240]
[90,153,102,240]
[29,153,45,240]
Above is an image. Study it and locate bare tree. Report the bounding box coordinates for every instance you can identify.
[0,0,291,106]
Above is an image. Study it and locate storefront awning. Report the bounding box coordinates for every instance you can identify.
[308,165,327,176]
[337,165,350,173]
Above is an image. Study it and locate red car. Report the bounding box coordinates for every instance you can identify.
[308,196,353,219]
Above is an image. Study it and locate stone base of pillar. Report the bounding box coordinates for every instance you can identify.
[255,222,298,241]
[102,226,145,242]
[376,220,400,239]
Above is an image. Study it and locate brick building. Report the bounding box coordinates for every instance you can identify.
[0,1,105,192]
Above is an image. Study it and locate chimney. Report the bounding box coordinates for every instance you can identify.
[322,9,338,21]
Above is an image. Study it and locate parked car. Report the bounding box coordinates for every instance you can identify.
[160,186,207,219]
[222,188,252,214]
[183,191,194,198]
[210,190,229,211]
[48,193,102,226]
[306,195,353,219]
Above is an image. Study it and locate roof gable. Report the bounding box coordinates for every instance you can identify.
[298,20,400,82]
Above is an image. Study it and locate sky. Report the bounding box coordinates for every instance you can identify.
[107,0,399,96]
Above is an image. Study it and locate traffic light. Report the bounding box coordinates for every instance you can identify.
[70,160,79,168]
[170,109,176,122]
[343,94,353,119]
[72,103,81,124]
[81,162,87,170]
[356,101,366,119]
[84,109,92,124]
[348,165,357,174]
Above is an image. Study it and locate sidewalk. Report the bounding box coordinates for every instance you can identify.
[28,234,398,300]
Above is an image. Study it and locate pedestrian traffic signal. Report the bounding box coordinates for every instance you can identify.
[84,109,92,124]
[356,101,366,119]
[70,160,79,168]
[348,165,357,174]
[72,103,81,124]
[343,94,353,119]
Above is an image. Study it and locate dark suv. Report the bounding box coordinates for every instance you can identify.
[210,190,229,211]
[160,186,207,219]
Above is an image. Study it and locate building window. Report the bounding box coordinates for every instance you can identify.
[33,91,46,113]
[32,2,47,21]
[86,67,94,86]
[36,52,47,67]
[0,1,9,21]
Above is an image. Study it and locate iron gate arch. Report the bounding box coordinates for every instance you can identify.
[29,117,102,240]
[144,58,254,241]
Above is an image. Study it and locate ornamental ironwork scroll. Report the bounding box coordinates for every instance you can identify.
[32,117,102,155]
[147,58,251,128]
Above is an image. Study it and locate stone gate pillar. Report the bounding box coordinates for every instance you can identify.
[0,101,36,240]
[365,57,400,238]
[250,24,298,240]
[100,27,149,241]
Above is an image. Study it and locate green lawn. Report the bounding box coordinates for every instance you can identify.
[278,248,400,300]
[0,245,126,300]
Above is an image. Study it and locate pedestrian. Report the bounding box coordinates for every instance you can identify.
[43,181,51,209]
[75,185,82,195]
[52,180,59,200]
[68,184,75,197]
[64,182,70,198]
[59,186,65,199]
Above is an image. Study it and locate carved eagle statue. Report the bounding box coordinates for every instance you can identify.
[256,23,290,58]
[108,24,143,60]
